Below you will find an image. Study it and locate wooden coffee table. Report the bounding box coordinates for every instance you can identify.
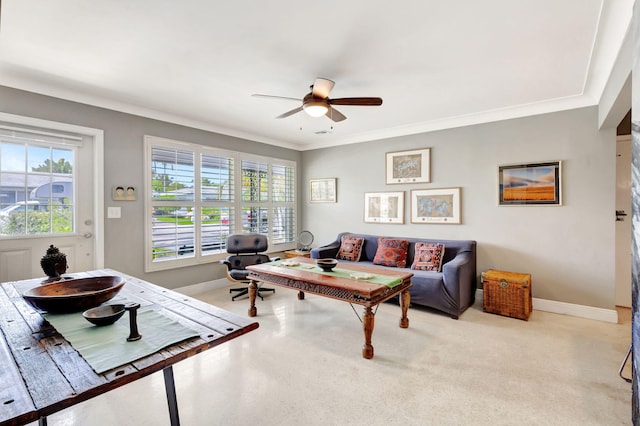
[246,258,413,359]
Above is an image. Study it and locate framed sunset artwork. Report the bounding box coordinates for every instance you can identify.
[498,161,562,206]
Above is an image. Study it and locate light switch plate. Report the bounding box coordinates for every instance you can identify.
[107,207,121,219]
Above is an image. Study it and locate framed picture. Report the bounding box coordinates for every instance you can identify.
[309,178,337,203]
[498,161,562,206]
[385,148,431,184]
[411,187,461,224]
[364,191,404,224]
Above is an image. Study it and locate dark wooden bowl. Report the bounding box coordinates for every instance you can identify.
[22,276,125,313]
[316,258,338,272]
[83,304,126,326]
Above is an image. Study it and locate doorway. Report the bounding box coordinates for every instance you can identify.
[0,113,104,281]
[616,134,632,307]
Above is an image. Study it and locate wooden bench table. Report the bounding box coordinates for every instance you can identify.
[0,269,258,426]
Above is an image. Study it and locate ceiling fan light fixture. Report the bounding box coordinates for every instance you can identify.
[260,78,381,122]
[303,101,329,118]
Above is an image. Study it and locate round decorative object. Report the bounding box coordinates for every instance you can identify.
[316,258,338,272]
[23,276,125,313]
[83,304,126,326]
[40,244,68,282]
[298,230,314,251]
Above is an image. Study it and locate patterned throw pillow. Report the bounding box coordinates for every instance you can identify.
[336,235,364,261]
[411,243,445,272]
[372,238,409,268]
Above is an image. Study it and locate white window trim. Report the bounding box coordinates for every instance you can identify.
[144,135,297,272]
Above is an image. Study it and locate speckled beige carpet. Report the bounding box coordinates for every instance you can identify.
[40,285,632,426]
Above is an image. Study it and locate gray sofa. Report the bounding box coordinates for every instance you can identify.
[310,232,477,319]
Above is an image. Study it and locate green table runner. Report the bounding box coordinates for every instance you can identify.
[45,305,200,374]
[271,260,403,288]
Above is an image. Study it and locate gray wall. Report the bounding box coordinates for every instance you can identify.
[302,107,616,309]
[0,85,619,309]
[0,85,301,289]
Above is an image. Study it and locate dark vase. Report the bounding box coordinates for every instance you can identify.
[40,244,68,282]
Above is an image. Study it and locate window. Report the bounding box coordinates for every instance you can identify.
[0,128,78,237]
[145,136,296,271]
[271,163,296,244]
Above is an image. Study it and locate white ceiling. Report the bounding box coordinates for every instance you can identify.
[0,1,633,151]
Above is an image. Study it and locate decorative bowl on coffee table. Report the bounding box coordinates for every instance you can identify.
[316,258,338,272]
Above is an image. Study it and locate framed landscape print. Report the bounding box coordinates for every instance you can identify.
[386,148,431,184]
[498,161,562,206]
[364,191,404,224]
[411,187,461,224]
[309,178,337,203]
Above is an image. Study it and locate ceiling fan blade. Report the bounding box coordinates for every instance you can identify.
[329,97,383,106]
[276,106,304,119]
[312,78,335,99]
[326,106,347,122]
[252,94,301,102]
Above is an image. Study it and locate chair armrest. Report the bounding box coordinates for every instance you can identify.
[219,259,231,269]
[442,251,476,309]
[310,240,341,259]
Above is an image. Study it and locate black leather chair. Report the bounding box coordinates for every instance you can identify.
[219,233,279,301]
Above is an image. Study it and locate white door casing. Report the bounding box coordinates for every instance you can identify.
[615,135,632,308]
[0,113,104,282]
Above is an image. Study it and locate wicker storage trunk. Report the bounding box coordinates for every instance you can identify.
[481,269,532,320]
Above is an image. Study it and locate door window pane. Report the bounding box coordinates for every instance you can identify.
[27,145,51,172]
[1,142,25,172]
[1,139,75,237]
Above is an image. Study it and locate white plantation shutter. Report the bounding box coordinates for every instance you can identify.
[145,136,296,272]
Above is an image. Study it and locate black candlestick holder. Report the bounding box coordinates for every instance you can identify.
[125,303,142,341]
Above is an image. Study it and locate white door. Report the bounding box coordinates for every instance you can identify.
[615,135,632,307]
[0,123,97,282]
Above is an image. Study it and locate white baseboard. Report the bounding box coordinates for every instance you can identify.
[176,279,230,296]
[476,289,619,323]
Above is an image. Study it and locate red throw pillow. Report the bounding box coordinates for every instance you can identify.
[372,238,409,268]
[411,243,445,272]
[336,235,364,261]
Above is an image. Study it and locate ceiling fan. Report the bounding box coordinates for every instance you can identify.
[252,78,382,122]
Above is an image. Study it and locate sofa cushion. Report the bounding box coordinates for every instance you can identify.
[411,242,445,272]
[336,235,364,261]
[373,238,409,268]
